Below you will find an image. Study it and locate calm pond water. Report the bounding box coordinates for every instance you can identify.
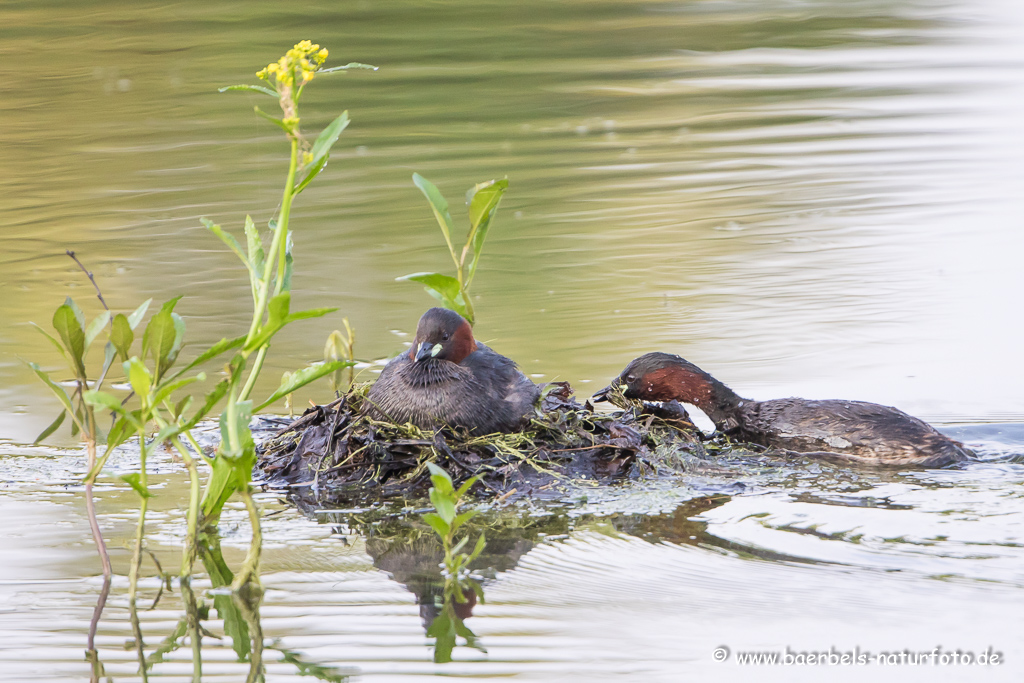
[2,0,1024,680]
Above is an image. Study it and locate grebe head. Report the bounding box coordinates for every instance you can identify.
[595,352,721,411]
[409,307,477,364]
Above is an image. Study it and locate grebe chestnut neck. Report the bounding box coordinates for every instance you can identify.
[595,352,970,467]
[366,308,539,434]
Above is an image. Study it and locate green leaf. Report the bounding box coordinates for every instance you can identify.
[450,508,478,535]
[254,106,289,132]
[309,111,349,168]
[203,218,255,277]
[218,84,278,97]
[84,310,111,349]
[84,388,126,414]
[142,298,184,381]
[469,578,485,605]
[244,215,265,270]
[106,416,132,451]
[269,291,290,323]
[426,462,455,493]
[34,410,66,445]
[200,451,240,522]
[429,487,456,525]
[243,292,289,352]
[97,342,117,388]
[287,306,337,324]
[397,272,468,319]
[152,422,182,448]
[427,612,457,663]
[166,335,245,383]
[282,239,294,293]
[30,322,69,361]
[152,372,206,408]
[254,360,353,412]
[215,593,251,661]
[172,395,194,420]
[127,299,152,330]
[243,216,265,301]
[397,272,462,301]
[183,377,231,429]
[319,62,379,73]
[110,314,134,362]
[218,400,254,461]
[412,173,458,266]
[451,535,469,555]
[245,292,338,352]
[125,358,152,399]
[52,300,87,378]
[422,512,450,538]
[465,178,508,287]
[454,474,481,500]
[467,532,487,563]
[294,153,329,196]
[165,313,186,376]
[121,472,152,499]
[24,361,79,426]
[453,610,482,642]
[71,405,81,437]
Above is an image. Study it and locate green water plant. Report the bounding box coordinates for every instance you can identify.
[422,462,486,662]
[29,41,367,594]
[24,253,149,581]
[198,42,373,586]
[398,174,508,325]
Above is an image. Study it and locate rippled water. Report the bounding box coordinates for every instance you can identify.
[2,0,1024,680]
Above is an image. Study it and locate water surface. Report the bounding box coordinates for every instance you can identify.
[2,0,1023,680]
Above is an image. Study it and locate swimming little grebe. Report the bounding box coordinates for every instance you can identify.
[366,308,540,434]
[594,352,970,467]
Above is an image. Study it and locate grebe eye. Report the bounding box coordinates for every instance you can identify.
[626,375,635,382]
[442,333,450,341]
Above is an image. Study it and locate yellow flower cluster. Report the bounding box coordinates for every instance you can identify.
[256,40,329,88]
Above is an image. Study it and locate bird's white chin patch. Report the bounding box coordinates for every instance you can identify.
[644,400,717,436]
[680,402,717,436]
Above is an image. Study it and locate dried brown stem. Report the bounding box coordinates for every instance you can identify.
[65,250,110,312]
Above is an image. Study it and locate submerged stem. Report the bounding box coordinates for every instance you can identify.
[231,487,263,590]
[128,435,149,604]
[128,598,150,682]
[180,578,203,683]
[83,439,112,578]
[169,435,201,577]
[86,573,111,672]
[234,588,266,683]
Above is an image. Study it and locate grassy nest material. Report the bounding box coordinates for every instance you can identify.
[254,382,706,501]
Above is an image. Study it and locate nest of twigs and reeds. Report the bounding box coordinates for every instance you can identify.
[254,381,710,502]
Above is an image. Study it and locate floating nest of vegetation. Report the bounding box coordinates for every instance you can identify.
[254,382,715,501]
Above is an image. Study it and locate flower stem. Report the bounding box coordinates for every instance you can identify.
[239,137,299,402]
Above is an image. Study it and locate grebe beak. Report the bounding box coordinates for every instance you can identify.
[415,342,441,363]
[592,380,626,402]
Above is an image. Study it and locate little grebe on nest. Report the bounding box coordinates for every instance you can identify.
[366,308,540,434]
